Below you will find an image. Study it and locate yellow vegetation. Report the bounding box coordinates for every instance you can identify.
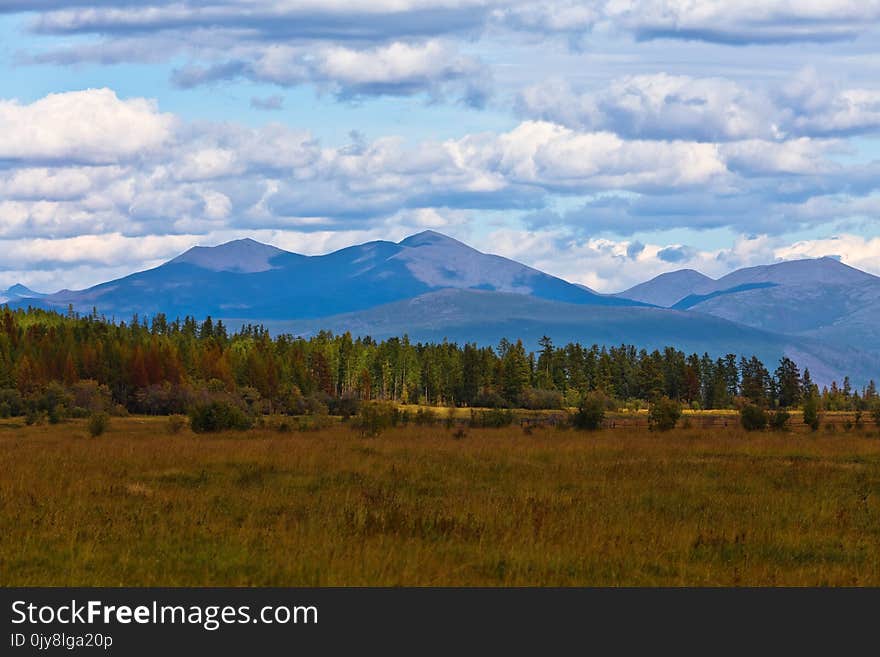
[1,416,879,586]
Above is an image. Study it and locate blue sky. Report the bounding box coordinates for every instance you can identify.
[1,1,880,294]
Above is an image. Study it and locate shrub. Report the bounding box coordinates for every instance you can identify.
[740,404,768,431]
[37,382,72,422]
[648,396,681,432]
[353,401,399,437]
[871,402,880,427]
[0,389,23,416]
[472,391,510,408]
[0,402,10,419]
[770,409,791,431]
[414,408,438,426]
[189,400,253,433]
[166,414,188,434]
[87,411,110,437]
[328,394,361,418]
[25,407,42,426]
[469,408,514,428]
[803,394,821,431]
[571,392,606,431]
[519,388,564,410]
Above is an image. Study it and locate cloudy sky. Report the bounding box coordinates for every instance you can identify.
[2,0,880,294]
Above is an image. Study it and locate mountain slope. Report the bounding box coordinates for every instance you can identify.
[16,231,643,320]
[169,238,289,273]
[616,257,880,355]
[618,269,714,307]
[0,284,46,304]
[242,288,880,386]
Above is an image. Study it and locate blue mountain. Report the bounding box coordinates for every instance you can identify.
[16,231,643,321]
[6,232,878,384]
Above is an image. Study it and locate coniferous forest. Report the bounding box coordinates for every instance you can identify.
[1,306,876,421]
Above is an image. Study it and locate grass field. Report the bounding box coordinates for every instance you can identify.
[2,416,880,586]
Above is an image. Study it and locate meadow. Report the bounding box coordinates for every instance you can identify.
[2,414,880,586]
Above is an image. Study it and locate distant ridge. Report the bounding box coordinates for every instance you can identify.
[4,231,878,384]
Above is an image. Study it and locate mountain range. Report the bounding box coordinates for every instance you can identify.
[5,230,879,385]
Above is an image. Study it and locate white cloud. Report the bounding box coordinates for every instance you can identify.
[0,89,174,164]
[776,234,880,275]
[519,72,880,142]
[1,86,878,291]
[519,74,779,141]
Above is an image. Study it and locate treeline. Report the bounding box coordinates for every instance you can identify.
[0,306,877,420]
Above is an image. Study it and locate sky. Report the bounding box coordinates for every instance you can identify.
[1,1,880,295]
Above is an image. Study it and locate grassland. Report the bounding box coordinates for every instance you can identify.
[2,415,880,586]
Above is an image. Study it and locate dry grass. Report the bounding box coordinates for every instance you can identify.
[1,416,879,586]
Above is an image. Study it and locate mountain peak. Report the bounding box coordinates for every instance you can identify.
[170,238,287,273]
[2,283,45,299]
[619,268,714,307]
[398,230,469,249]
[717,256,878,287]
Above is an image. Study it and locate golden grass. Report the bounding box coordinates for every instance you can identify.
[2,416,879,586]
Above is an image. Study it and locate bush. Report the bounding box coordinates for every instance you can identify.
[469,408,514,428]
[353,401,399,437]
[328,394,361,419]
[571,392,606,431]
[166,414,188,434]
[871,402,880,427]
[414,408,438,426]
[803,394,821,432]
[25,407,43,426]
[472,391,510,408]
[740,404,768,431]
[0,401,10,419]
[87,411,110,437]
[0,388,23,416]
[189,400,253,433]
[648,396,681,432]
[298,414,334,432]
[770,409,791,431]
[519,388,564,410]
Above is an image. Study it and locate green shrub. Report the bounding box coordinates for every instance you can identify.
[0,389,23,416]
[648,396,681,432]
[803,394,821,431]
[469,408,514,428]
[189,400,253,433]
[298,414,334,432]
[25,407,42,426]
[0,401,10,419]
[740,404,768,431]
[519,388,564,410]
[770,409,791,431]
[871,402,880,427]
[571,392,606,431]
[87,411,110,437]
[328,394,361,418]
[353,401,399,437]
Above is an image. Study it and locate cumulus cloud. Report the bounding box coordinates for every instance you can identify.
[478,228,880,294]
[1,86,878,290]
[10,1,880,109]
[0,88,174,164]
[518,72,880,142]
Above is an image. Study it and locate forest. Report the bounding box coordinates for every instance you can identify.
[0,306,877,420]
